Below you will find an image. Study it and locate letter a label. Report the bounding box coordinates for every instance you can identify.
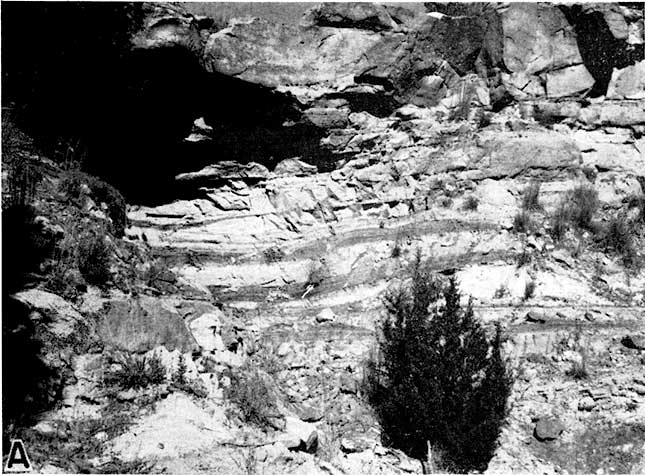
[5,439,32,472]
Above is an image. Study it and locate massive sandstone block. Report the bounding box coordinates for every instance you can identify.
[546,64,595,98]
[475,131,582,179]
[607,60,645,100]
[203,18,381,90]
[300,2,397,32]
[502,3,583,75]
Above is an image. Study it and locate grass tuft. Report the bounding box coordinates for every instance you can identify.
[521,181,542,211]
[513,211,533,234]
[523,280,536,301]
[463,195,479,211]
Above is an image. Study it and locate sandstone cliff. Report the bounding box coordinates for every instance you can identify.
[3,3,645,474]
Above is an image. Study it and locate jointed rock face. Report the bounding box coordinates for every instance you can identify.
[6,2,645,474]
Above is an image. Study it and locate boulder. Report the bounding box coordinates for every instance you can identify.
[303,107,349,129]
[274,158,318,177]
[546,64,595,98]
[176,161,270,184]
[534,416,565,441]
[526,311,547,324]
[278,417,319,453]
[578,396,597,411]
[203,18,380,90]
[339,373,358,394]
[13,289,84,339]
[621,335,645,351]
[205,191,250,211]
[502,3,582,75]
[316,307,336,323]
[477,131,581,179]
[607,61,645,100]
[4,292,90,425]
[364,8,503,103]
[502,72,546,99]
[187,311,226,352]
[628,14,644,46]
[144,201,200,219]
[412,11,501,76]
[99,297,197,353]
[133,4,203,55]
[581,4,629,40]
[301,3,397,32]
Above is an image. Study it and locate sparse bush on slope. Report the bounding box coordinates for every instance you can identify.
[77,228,112,286]
[521,180,542,211]
[598,214,638,267]
[549,184,599,241]
[549,200,570,241]
[59,170,128,237]
[463,195,479,211]
[523,279,536,301]
[106,353,166,390]
[568,185,599,230]
[225,363,280,430]
[365,254,513,472]
[513,210,533,234]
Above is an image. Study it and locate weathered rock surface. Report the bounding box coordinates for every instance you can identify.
[301,2,397,32]
[13,289,85,339]
[607,60,645,100]
[176,161,271,184]
[502,4,583,76]
[534,417,565,441]
[22,4,645,475]
[545,64,595,98]
[98,297,198,353]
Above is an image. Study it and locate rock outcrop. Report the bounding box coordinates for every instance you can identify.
[8,3,645,474]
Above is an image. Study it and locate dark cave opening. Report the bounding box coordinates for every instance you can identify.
[1,3,340,206]
[86,45,339,205]
[560,5,644,97]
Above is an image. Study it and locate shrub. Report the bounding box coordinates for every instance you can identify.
[516,248,532,267]
[142,258,176,292]
[627,194,645,224]
[565,326,589,380]
[521,181,541,211]
[513,211,533,234]
[439,197,453,208]
[2,204,57,292]
[59,170,128,236]
[523,280,536,301]
[597,215,638,267]
[2,111,42,209]
[566,360,589,380]
[447,94,471,122]
[224,364,278,429]
[493,285,509,299]
[478,111,492,129]
[364,257,512,472]
[463,195,479,211]
[251,345,284,376]
[232,450,258,475]
[77,229,111,286]
[3,157,43,209]
[568,185,598,230]
[43,222,113,296]
[263,246,285,263]
[172,354,188,386]
[305,259,329,290]
[45,262,85,301]
[549,200,570,241]
[107,353,166,390]
[391,233,404,258]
